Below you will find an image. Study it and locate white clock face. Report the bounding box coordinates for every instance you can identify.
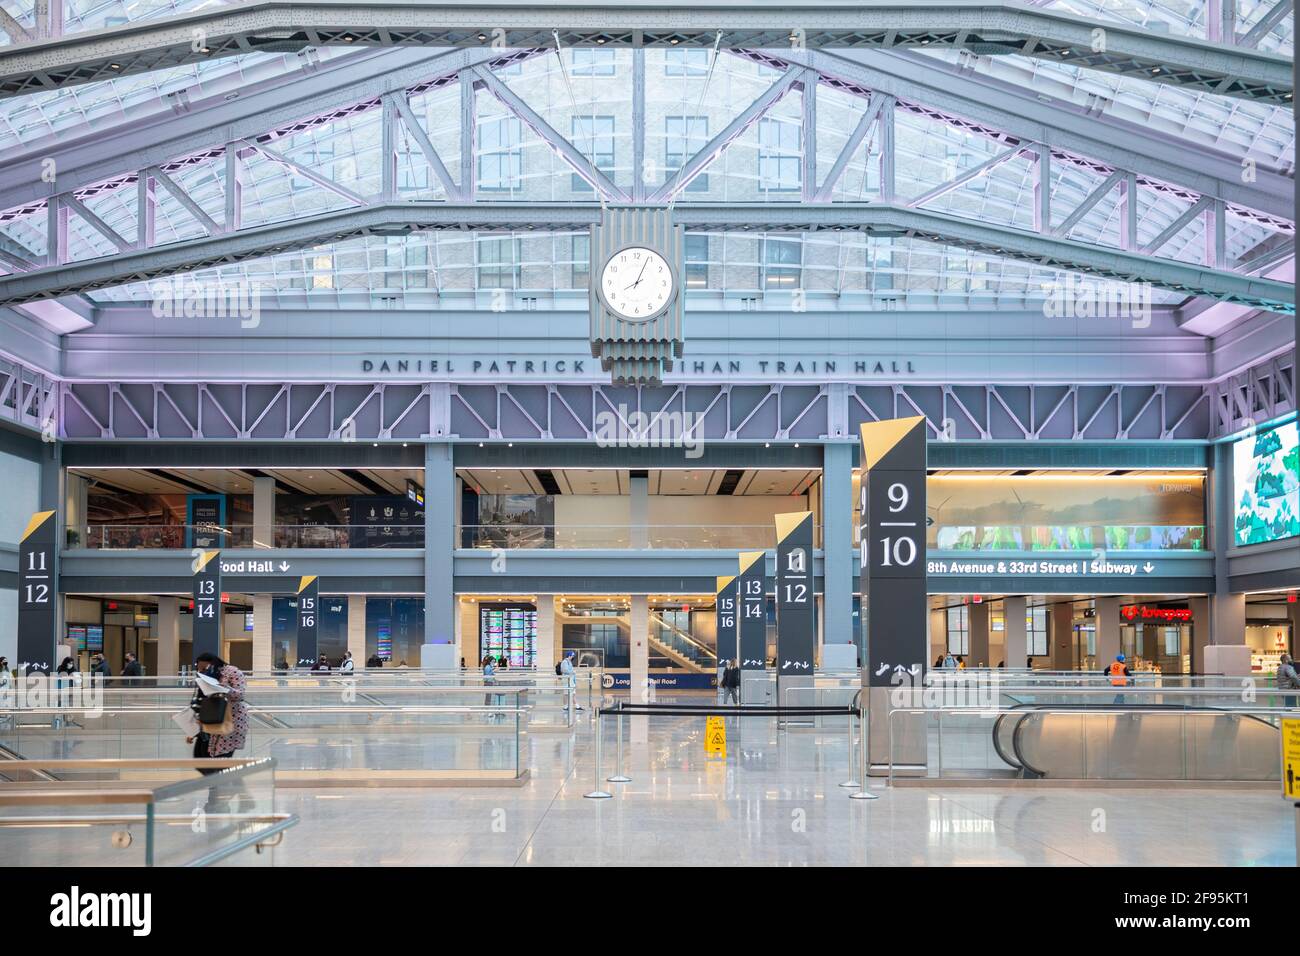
[598,246,675,322]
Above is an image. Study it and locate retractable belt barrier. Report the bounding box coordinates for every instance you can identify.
[584,699,878,800]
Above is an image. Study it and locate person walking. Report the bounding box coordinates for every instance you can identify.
[121,651,143,682]
[1105,653,1131,705]
[560,650,582,713]
[1277,652,1299,706]
[90,652,112,682]
[482,654,499,718]
[187,652,248,773]
[339,651,355,674]
[721,659,741,705]
[942,652,957,669]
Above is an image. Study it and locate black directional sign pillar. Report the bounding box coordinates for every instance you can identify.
[297,576,320,666]
[737,550,768,699]
[191,550,222,660]
[775,511,816,704]
[715,575,738,666]
[18,510,57,673]
[859,416,928,772]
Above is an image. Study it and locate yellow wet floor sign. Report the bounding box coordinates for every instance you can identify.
[705,715,727,758]
[1283,718,1300,800]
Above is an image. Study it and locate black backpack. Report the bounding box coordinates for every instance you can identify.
[555,661,563,676]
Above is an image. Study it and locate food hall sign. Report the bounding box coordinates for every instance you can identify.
[360,356,918,379]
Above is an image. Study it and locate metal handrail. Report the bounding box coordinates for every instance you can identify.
[885,703,1294,784]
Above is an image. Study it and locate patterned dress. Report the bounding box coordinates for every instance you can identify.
[196,664,248,756]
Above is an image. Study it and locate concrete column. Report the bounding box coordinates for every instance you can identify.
[535,594,556,669]
[821,442,854,642]
[630,594,649,743]
[423,443,455,644]
[1189,596,1210,673]
[1211,592,1246,645]
[968,602,990,666]
[929,607,946,662]
[457,597,477,666]
[629,594,648,690]
[65,472,88,546]
[1095,597,1121,667]
[156,596,180,677]
[1051,601,1075,669]
[629,471,648,548]
[347,594,366,667]
[252,476,274,549]
[252,594,273,672]
[1288,598,1299,656]
[1002,597,1027,668]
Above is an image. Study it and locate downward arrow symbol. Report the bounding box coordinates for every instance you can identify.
[1142,562,1154,573]
[279,561,290,571]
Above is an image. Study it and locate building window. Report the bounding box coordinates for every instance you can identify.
[664,48,710,75]
[571,115,616,191]
[571,234,590,288]
[477,117,523,192]
[1028,606,1049,658]
[665,116,709,192]
[758,117,801,192]
[571,49,617,75]
[762,236,801,290]
[946,605,969,657]
[476,236,521,289]
[685,234,709,288]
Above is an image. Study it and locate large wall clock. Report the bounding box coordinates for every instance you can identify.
[597,245,678,324]
[589,207,684,385]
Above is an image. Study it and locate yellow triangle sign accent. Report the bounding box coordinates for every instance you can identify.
[739,550,765,573]
[298,575,318,593]
[774,511,811,543]
[860,416,925,472]
[716,575,736,593]
[21,510,55,542]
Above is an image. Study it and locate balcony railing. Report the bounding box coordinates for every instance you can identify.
[459,524,816,550]
[69,524,422,550]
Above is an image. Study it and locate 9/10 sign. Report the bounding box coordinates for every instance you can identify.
[859,417,927,689]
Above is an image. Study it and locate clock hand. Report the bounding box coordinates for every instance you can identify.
[625,258,649,290]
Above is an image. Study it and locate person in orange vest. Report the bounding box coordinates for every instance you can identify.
[1105,653,1131,704]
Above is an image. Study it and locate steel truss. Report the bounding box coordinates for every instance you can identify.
[0,352,58,435]
[1,200,1291,311]
[1209,348,1297,436]
[0,44,1292,311]
[0,1,1291,103]
[54,378,1228,442]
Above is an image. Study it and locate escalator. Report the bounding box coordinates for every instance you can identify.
[991,701,1281,781]
[0,740,57,782]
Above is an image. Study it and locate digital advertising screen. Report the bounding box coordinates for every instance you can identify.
[1233,419,1299,546]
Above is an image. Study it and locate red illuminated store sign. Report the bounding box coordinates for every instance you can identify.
[1121,605,1192,622]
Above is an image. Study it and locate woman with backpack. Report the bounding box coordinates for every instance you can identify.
[186,652,248,774]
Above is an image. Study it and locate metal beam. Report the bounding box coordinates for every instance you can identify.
[777,47,1294,227]
[906,144,1027,208]
[0,201,1291,311]
[1237,0,1292,49]
[469,64,629,203]
[812,92,884,202]
[241,139,368,206]
[0,1,1290,103]
[649,67,802,202]
[386,90,462,200]
[1052,169,1124,238]
[0,7,33,43]
[0,48,523,216]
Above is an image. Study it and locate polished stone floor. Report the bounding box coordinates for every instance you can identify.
[271,715,1298,867]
